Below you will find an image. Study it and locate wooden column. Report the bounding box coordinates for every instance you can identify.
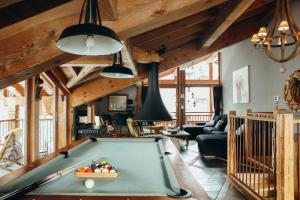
[53,86,59,151]
[228,110,236,176]
[66,98,74,146]
[135,85,142,113]
[275,110,294,200]
[25,77,40,164]
[57,94,67,149]
[87,104,95,124]
[176,68,185,126]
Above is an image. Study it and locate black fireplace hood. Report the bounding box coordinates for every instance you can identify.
[134,62,174,121]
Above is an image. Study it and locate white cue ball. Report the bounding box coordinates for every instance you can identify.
[85,179,95,189]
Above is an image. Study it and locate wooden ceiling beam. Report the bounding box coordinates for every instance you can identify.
[45,67,71,95]
[107,0,227,39]
[197,0,255,48]
[130,8,216,46]
[69,11,269,107]
[66,66,97,88]
[61,47,160,67]
[100,0,118,21]
[2,0,210,88]
[139,23,206,51]
[12,83,24,96]
[40,73,54,89]
[0,0,120,29]
[0,0,72,29]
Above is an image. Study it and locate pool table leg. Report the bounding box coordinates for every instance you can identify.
[186,136,189,149]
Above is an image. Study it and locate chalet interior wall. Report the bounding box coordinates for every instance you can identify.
[221,0,300,114]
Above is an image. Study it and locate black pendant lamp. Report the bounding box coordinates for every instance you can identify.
[134,62,174,121]
[56,0,122,56]
[100,52,134,78]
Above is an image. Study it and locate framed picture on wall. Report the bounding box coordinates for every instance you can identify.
[108,94,128,112]
[233,66,249,104]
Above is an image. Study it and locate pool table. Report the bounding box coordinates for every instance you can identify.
[0,137,209,200]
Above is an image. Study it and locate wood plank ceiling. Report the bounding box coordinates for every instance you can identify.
[0,0,275,105]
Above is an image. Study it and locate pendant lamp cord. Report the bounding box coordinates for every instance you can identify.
[78,0,87,24]
[119,51,123,65]
[78,0,102,25]
[95,0,102,25]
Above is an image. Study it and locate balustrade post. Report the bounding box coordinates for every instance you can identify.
[244,109,252,160]
[228,110,237,176]
[274,109,294,200]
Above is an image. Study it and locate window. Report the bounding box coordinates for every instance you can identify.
[0,81,26,175]
[160,88,176,118]
[39,74,55,157]
[185,87,210,112]
[185,62,210,80]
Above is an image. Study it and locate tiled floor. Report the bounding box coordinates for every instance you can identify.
[179,140,248,200]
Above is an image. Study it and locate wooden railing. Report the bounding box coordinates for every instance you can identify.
[159,112,213,127]
[0,118,54,156]
[228,110,295,200]
[293,118,300,200]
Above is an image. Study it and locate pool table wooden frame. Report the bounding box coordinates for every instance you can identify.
[0,137,209,200]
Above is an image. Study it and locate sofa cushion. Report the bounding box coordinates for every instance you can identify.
[204,120,215,127]
[196,133,227,157]
[214,120,224,130]
[203,126,217,134]
[212,115,222,122]
[216,114,227,131]
[211,130,227,135]
[183,125,205,139]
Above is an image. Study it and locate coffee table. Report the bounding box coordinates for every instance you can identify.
[161,130,190,149]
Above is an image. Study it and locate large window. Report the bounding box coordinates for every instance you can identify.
[39,74,55,156]
[185,62,209,80]
[157,52,221,125]
[160,88,176,118]
[185,87,210,113]
[0,81,26,175]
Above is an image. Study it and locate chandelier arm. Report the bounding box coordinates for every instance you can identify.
[268,0,281,37]
[280,39,286,61]
[266,41,300,62]
[78,0,87,24]
[284,0,300,33]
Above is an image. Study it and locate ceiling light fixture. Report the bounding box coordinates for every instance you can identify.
[56,0,123,56]
[100,52,134,78]
[251,0,300,73]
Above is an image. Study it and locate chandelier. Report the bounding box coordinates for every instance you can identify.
[251,0,300,73]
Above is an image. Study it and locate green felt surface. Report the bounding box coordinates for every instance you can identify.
[0,138,181,196]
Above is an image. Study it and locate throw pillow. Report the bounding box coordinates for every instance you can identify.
[236,124,245,135]
[204,120,215,127]
[214,120,224,130]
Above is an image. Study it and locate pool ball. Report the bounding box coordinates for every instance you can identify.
[78,168,85,173]
[94,168,101,173]
[85,168,93,173]
[84,179,94,189]
[106,164,112,170]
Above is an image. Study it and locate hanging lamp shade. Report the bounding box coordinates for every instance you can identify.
[100,52,134,78]
[56,0,122,56]
[134,62,174,121]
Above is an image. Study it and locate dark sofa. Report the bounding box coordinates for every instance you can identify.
[196,114,228,158]
[183,115,223,139]
[183,114,228,158]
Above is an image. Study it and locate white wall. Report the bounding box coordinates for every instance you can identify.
[221,0,300,114]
